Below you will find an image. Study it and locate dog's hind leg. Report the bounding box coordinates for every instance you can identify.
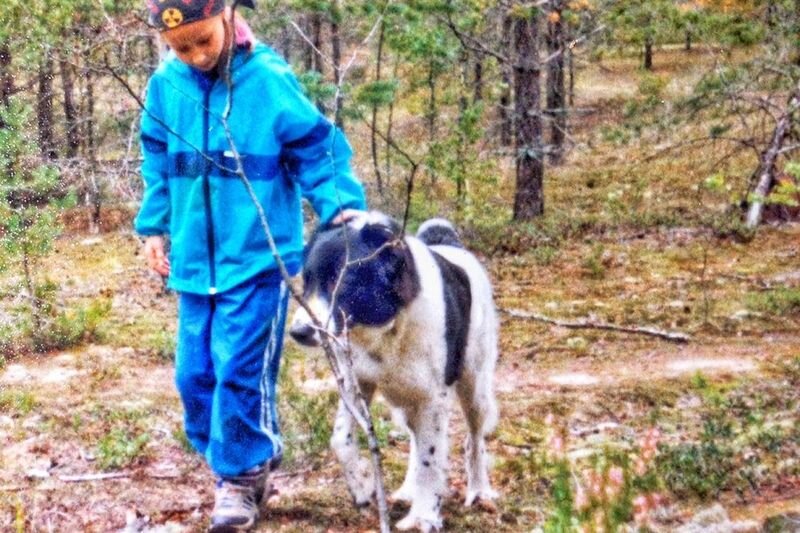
[456,360,499,506]
[331,382,376,507]
[389,408,417,503]
[395,399,450,532]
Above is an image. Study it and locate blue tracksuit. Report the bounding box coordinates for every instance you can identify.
[134,42,366,476]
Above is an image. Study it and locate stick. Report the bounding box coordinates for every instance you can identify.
[502,308,690,343]
[221,8,391,532]
[58,472,129,482]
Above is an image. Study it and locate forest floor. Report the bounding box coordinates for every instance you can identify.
[1,220,799,532]
[2,46,800,532]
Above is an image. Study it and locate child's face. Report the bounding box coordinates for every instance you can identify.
[162,12,227,72]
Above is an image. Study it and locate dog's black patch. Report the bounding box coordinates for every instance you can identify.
[302,218,420,331]
[431,251,471,386]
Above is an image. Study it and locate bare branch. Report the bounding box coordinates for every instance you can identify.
[502,308,691,344]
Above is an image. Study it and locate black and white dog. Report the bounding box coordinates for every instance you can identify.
[289,212,498,531]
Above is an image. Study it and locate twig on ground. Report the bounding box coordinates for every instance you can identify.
[502,308,691,343]
[59,472,130,482]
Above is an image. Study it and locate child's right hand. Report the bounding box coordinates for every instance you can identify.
[143,236,171,277]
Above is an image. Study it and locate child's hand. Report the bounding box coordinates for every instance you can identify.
[144,236,171,277]
[330,209,366,225]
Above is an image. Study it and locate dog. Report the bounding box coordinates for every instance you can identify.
[289,212,499,531]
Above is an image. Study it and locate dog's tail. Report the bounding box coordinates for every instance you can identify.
[416,218,463,248]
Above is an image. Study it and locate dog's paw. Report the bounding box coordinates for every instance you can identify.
[350,483,376,508]
[464,487,499,507]
[346,473,375,507]
[390,483,415,503]
[395,512,442,532]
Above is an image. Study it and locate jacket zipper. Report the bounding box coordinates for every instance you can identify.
[203,85,217,295]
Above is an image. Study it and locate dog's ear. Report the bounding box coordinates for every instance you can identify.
[360,221,397,248]
[393,242,420,305]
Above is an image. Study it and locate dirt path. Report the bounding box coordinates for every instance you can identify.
[2,330,797,531]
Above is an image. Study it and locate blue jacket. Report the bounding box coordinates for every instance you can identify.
[134,43,366,295]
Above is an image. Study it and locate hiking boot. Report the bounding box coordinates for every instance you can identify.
[209,465,267,532]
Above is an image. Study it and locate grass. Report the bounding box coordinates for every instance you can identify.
[747,288,800,317]
[96,428,151,470]
[0,390,37,416]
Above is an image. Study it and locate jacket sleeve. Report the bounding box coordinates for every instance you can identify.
[271,64,367,225]
[134,76,171,237]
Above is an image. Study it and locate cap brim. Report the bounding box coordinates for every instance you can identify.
[234,0,256,8]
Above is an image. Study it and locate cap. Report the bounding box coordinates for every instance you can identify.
[145,0,255,31]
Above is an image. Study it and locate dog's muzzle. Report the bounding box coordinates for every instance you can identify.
[289,305,324,347]
[289,320,320,347]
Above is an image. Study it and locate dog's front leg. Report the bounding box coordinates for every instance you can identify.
[331,395,376,507]
[396,400,450,532]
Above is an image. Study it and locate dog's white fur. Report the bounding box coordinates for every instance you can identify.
[290,214,499,531]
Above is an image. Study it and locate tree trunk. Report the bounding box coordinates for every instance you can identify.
[426,59,438,184]
[685,30,692,52]
[312,13,324,75]
[745,82,800,228]
[303,15,314,72]
[81,46,101,231]
[546,3,566,165]
[499,15,514,147]
[643,35,653,70]
[567,43,575,106]
[473,56,483,103]
[278,26,292,63]
[59,48,80,160]
[82,59,96,164]
[385,58,398,180]
[311,12,326,114]
[427,60,437,144]
[37,50,57,161]
[765,0,777,27]
[795,0,800,65]
[371,20,385,195]
[331,0,343,128]
[513,10,544,220]
[0,42,13,129]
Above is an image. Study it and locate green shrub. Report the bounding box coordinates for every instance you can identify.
[0,390,37,416]
[96,428,150,470]
[746,288,800,316]
[657,409,735,500]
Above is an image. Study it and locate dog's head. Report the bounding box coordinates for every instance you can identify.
[289,212,420,347]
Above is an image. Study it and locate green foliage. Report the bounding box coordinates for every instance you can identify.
[297,70,338,105]
[0,101,83,354]
[543,459,574,533]
[425,102,498,214]
[0,390,37,416]
[34,297,111,352]
[142,329,177,362]
[655,376,798,503]
[278,347,338,466]
[531,245,560,266]
[172,427,194,454]
[581,243,607,280]
[541,434,662,532]
[353,79,399,109]
[96,428,150,470]
[746,288,800,317]
[657,415,734,500]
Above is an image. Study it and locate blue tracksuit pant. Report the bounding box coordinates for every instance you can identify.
[175,271,288,477]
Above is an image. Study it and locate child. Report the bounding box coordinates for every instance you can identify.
[135,1,366,530]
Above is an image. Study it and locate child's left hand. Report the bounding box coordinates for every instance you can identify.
[331,209,366,225]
